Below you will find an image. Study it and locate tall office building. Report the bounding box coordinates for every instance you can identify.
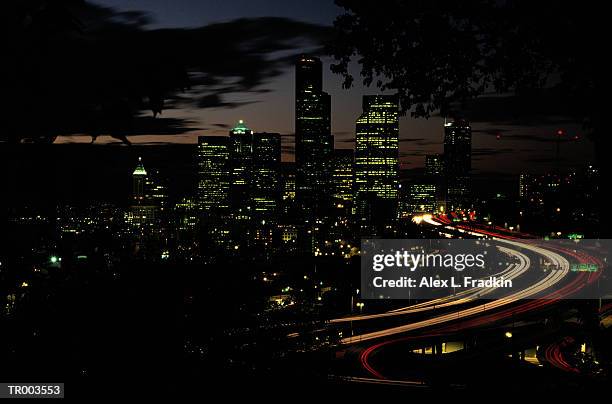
[328,148,355,245]
[145,169,168,210]
[129,157,152,229]
[229,120,254,214]
[407,182,437,214]
[424,154,445,213]
[197,136,232,252]
[228,120,255,243]
[280,162,297,215]
[174,196,199,233]
[443,119,472,211]
[251,132,281,252]
[331,149,354,209]
[252,132,281,218]
[425,154,444,177]
[295,55,333,217]
[132,157,147,205]
[127,158,162,247]
[444,120,471,175]
[354,95,399,236]
[197,136,231,212]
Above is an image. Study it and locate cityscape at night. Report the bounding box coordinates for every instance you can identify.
[1,0,611,400]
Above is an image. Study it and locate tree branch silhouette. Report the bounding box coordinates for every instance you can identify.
[2,0,330,144]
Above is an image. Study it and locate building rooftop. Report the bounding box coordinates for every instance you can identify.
[231,119,252,135]
[133,157,147,176]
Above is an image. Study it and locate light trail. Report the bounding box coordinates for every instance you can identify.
[331,246,530,323]
[355,220,604,379]
[544,337,579,373]
[341,264,567,344]
[339,237,570,344]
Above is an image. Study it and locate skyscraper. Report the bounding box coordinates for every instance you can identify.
[407,182,437,214]
[280,162,297,216]
[229,120,254,214]
[251,132,281,253]
[328,148,355,245]
[425,154,444,177]
[444,120,471,175]
[145,169,168,210]
[424,154,445,213]
[354,95,399,236]
[252,132,281,218]
[197,136,231,212]
[295,56,332,217]
[331,148,354,209]
[127,158,163,249]
[132,157,147,205]
[229,120,255,242]
[197,136,232,253]
[443,119,472,211]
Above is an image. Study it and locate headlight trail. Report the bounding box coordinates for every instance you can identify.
[354,218,604,379]
[330,246,529,323]
[339,221,570,344]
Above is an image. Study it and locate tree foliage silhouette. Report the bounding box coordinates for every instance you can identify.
[329,0,603,130]
[2,0,328,144]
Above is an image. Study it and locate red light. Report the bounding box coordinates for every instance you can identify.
[557,129,564,136]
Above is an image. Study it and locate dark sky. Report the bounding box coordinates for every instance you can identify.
[98,0,341,27]
[52,0,595,176]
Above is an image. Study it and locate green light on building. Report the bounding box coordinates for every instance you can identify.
[133,157,147,176]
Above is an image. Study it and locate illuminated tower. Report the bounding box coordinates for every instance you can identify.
[295,55,332,217]
[331,148,354,209]
[128,157,159,240]
[280,162,297,215]
[197,136,230,212]
[132,157,147,205]
[407,182,437,213]
[250,132,281,252]
[145,169,168,209]
[229,120,254,223]
[329,148,355,244]
[230,120,253,200]
[444,120,471,175]
[425,154,444,177]
[196,136,232,252]
[443,119,472,210]
[252,132,281,218]
[354,94,399,236]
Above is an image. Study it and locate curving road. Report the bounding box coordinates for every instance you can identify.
[329,216,605,380]
[337,233,570,344]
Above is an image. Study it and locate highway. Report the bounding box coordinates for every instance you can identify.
[329,215,605,380]
[336,232,570,344]
[340,263,567,344]
[331,246,530,322]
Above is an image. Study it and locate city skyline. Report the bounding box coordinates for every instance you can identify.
[42,1,594,176]
[3,1,609,398]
